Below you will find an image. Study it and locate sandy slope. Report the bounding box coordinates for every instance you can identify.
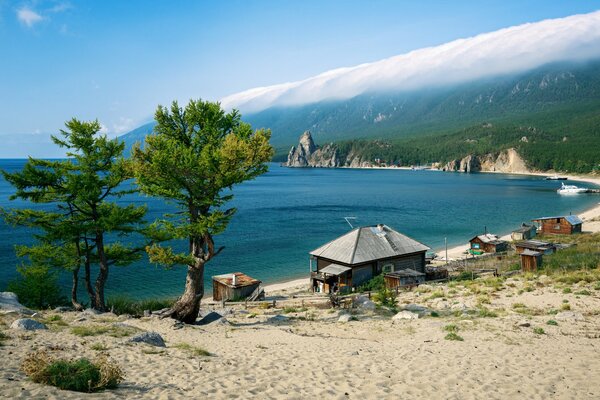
[2,272,600,399]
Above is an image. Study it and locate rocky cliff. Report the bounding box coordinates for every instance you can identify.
[285,132,531,173]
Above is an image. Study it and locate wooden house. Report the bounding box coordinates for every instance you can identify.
[309,224,430,293]
[469,234,509,254]
[514,240,555,255]
[532,215,582,235]
[212,272,261,301]
[511,224,537,241]
[384,269,425,289]
[520,249,543,272]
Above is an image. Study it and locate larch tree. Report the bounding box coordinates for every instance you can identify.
[1,119,148,311]
[132,99,273,323]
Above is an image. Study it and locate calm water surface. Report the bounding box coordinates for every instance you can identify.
[1,160,598,299]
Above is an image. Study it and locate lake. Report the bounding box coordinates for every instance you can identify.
[1,160,598,300]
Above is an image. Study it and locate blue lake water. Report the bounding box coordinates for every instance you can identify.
[1,160,598,300]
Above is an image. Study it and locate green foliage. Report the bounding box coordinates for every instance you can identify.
[444,332,464,341]
[533,327,545,335]
[6,265,67,309]
[562,287,572,294]
[575,290,591,296]
[357,274,385,292]
[477,307,498,318]
[546,320,558,326]
[443,324,459,333]
[372,287,398,309]
[106,296,175,317]
[70,324,138,338]
[22,351,123,393]
[173,342,212,357]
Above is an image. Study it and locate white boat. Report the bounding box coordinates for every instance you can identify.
[544,175,567,180]
[557,183,588,195]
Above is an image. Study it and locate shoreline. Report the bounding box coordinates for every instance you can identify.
[260,168,600,293]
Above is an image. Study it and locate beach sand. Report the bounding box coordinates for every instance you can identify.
[3,271,600,399]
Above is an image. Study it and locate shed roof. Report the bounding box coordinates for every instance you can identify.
[521,249,543,257]
[470,234,505,244]
[385,268,425,278]
[532,215,583,225]
[512,224,535,233]
[320,264,352,276]
[212,272,261,288]
[515,240,554,249]
[310,224,429,265]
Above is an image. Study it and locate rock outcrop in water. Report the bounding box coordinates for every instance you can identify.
[285,131,531,173]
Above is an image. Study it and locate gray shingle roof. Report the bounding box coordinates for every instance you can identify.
[310,225,430,265]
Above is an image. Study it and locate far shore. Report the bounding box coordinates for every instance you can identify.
[257,168,600,296]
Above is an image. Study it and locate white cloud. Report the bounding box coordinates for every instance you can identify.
[99,123,109,134]
[221,11,600,114]
[17,7,43,27]
[112,117,134,134]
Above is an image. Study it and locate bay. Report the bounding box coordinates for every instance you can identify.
[0,160,598,300]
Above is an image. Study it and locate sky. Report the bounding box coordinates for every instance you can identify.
[1,0,600,157]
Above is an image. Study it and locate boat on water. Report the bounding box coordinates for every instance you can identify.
[557,183,588,195]
[545,175,567,180]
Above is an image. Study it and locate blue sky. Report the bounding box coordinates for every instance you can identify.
[1,0,600,156]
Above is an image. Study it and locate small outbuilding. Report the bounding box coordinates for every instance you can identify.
[514,239,555,255]
[520,249,543,272]
[532,215,582,235]
[384,269,426,289]
[309,224,430,293]
[469,233,509,254]
[212,272,261,302]
[511,223,537,241]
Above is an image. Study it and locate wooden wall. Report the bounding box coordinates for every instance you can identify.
[538,218,581,235]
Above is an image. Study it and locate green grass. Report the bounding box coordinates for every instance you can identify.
[477,307,498,318]
[90,343,108,351]
[106,296,175,317]
[443,324,459,333]
[173,343,212,357]
[561,303,571,311]
[444,332,464,341]
[71,324,138,338]
[427,290,445,300]
[562,287,572,294]
[546,320,558,326]
[282,307,308,314]
[22,351,123,393]
[533,327,545,335]
[575,290,591,296]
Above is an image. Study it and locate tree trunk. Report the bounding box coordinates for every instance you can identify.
[170,262,204,324]
[83,242,97,309]
[71,266,84,311]
[93,232,109,311]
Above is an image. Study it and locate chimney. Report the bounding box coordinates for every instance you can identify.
[232,273,237,286]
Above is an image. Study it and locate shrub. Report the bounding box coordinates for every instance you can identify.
[106,296,175,317]
[71,325,138,338]
[477,307,498,318]
[546,320,558,326]
[562,287,572,294]
[21,351,123,392]
[444,332,464,341]
[357,274,385,292]
[7,265,67,309]
[373,287,398,309]
[443,324,458,333]
[561,303,571,311]
[430,311,440,317]
[533,327,545,335]
[575,290,591,296]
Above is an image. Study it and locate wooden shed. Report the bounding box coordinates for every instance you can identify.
[520,249,543,272]
[532,215,582,235]
[384,269,425,289]
[511,224,537,241]
[469,234,509,254]
[212,272,261,302]
[309,224,430,293]
[514,240,555,255]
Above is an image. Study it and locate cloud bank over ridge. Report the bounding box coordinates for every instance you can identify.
[221,11,600,114]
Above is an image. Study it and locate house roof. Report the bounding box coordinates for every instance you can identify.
[212,272,261,288]
[515,240,554,250]
[532,215,583,225]
[470,233,506,244]
[310,224,430,265]
[385,268,425,278]
[320,264,352,276]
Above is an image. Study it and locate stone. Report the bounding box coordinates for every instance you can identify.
[555,311,585,322]
[338,314,353,323]
[516,321,531,328]
[143,310,151,317]
[267,315,289,324]
[392,311,419,320]
[82,308,101,316]
[354,295,376,311]
[0,292,34,316]
[10,318,47,331]
[197,312,226,326]
[450,302,468,312]
[128,332,166,347]
[404,304,428,313]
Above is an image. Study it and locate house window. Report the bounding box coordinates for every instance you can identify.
[382,264,394,273]
[556,218,561,223]
[473,243,480,249]
[554,224,560,230]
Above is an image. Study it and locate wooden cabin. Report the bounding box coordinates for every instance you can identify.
[532,215,582,235]
[384,269,425,289]
[212,272,261,301]
[309,224,430,293]
[514,240,555,255]
[511,224,537,241]
[469,234,509,254]
[520,249,543,272]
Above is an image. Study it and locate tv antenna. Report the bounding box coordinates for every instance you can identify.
[344,217,357,229]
